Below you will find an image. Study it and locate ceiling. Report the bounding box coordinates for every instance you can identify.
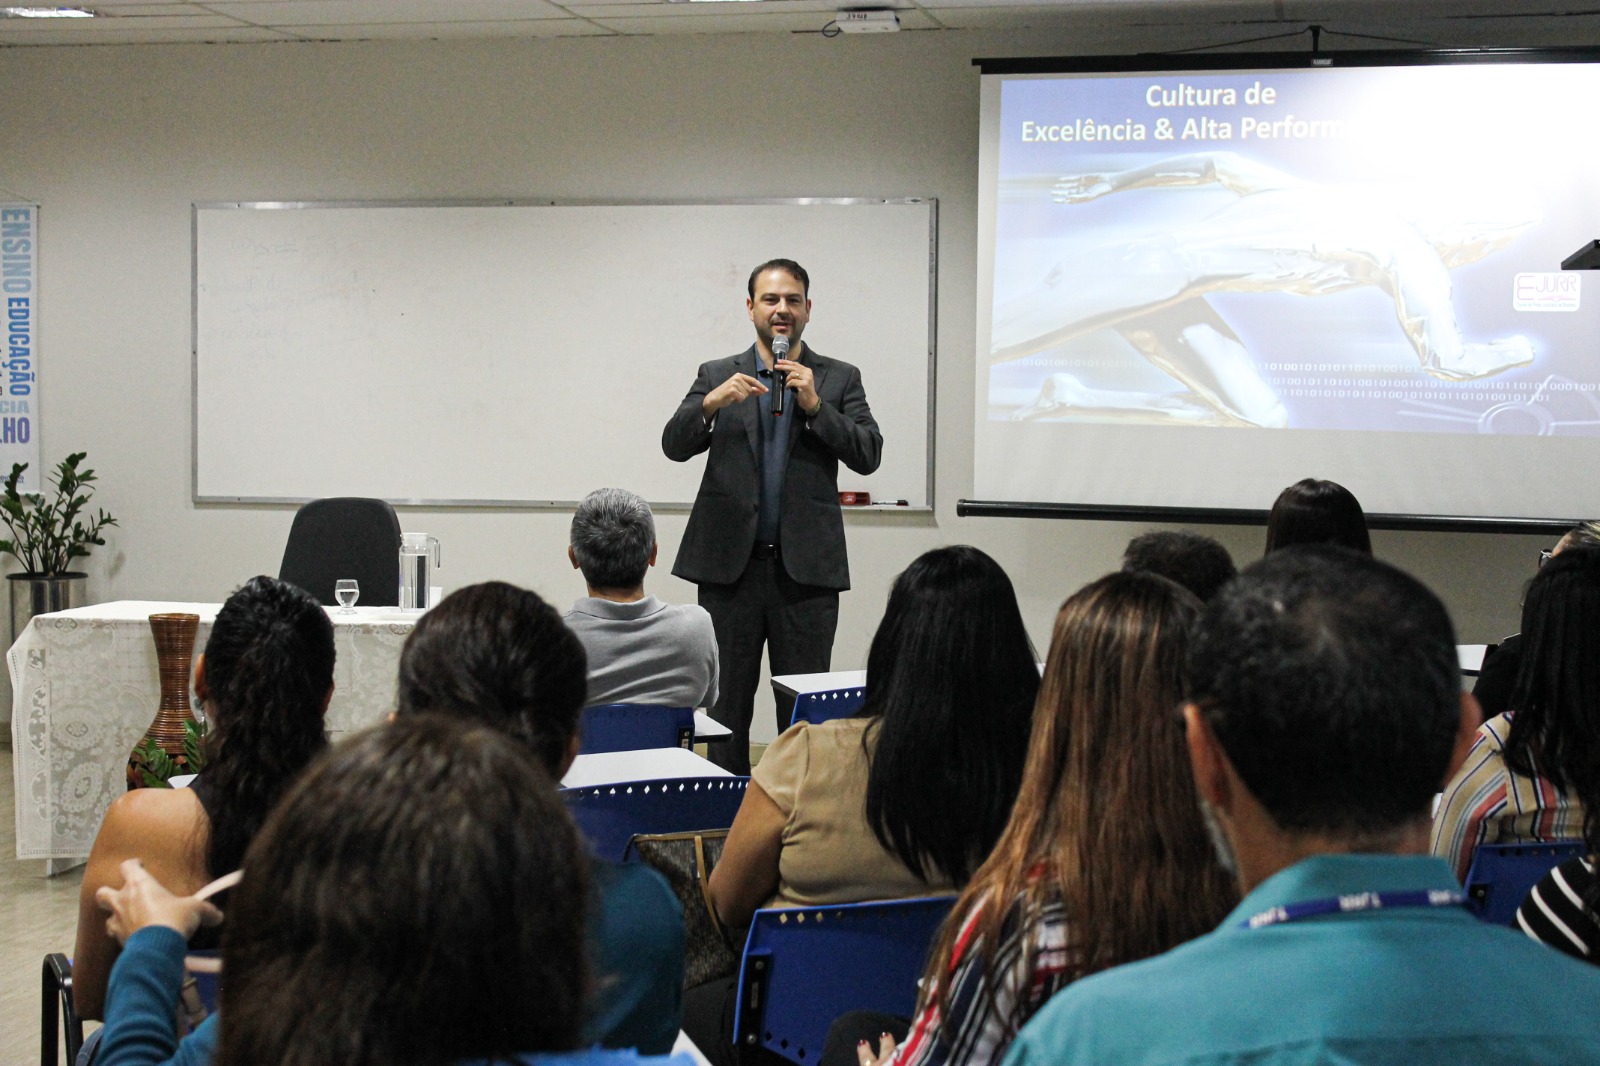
[0,0,1597,46]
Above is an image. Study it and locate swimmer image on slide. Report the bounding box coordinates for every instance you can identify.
[991,152,1537,428]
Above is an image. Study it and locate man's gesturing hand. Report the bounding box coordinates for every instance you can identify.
[702,372,769,420]
[775,359,819,415]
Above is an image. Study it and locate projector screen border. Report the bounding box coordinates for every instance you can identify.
[972,45,1600,77]
[954,500,1579,536]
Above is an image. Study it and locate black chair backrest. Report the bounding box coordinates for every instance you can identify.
[278,497,402,607]
[41,953,82,1066]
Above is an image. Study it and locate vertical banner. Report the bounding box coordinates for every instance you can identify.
[1,204,39,489]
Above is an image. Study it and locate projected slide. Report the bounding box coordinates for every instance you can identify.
[985,65,1600,439]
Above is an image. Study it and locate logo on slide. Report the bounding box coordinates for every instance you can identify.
[1514,273,1581,312]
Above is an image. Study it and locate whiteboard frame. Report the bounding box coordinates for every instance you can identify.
[191,197,937,511]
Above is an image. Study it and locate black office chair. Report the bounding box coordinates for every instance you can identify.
[277,497,402,607]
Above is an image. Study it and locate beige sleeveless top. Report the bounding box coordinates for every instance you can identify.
[752,716,952,910]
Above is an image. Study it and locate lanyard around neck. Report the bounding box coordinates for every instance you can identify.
[1241,888,1466,930]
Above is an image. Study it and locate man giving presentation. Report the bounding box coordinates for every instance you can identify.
[662,258,882,773]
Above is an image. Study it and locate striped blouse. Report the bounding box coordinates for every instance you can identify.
[891,894,1071,1066]
[1518,856,1600,964]
[1430,711,1585,884]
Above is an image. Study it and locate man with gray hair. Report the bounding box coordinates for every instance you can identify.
[564,488,719,710]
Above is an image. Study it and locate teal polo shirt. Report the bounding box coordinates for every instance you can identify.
[1004,854,1600,1066]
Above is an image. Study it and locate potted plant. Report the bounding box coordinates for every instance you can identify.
[132,718,208,787]
[0,451,117,639]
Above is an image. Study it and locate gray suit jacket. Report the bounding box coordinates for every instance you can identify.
[662,345,882,590]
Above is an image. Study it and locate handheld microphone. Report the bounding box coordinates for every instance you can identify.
[771,334,790,416]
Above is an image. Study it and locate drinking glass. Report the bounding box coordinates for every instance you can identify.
[334,579,359,614]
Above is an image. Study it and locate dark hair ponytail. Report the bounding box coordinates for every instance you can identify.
[200,576,335,877]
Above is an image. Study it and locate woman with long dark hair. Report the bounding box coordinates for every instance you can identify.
[73,576,334,1019]
[686,546,1039,1064]
[712,544,1039,921]
[1473,521,1600,721]
[1434,548,1600,886]
[1263,478,1372,555]
[90,716,693,1066]
[874,571,1238,1066]
[1516,547,1600,953]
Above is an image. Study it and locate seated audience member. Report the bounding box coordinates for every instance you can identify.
[74,576,333,1020]
[1521,852,1600,963]
[687,546,1040,1065]
[1434,548,1600,882]
[1263,478,1371,555]
[564,487,719,709]
[91,716,694,1066]
[1002,547,1600,1066]
[1475,521,1600,720]
[396,581,685,1054]
[876,571,1237,1066]
[1121,529,1237,602]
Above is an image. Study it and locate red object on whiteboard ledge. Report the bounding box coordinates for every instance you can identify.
[838,491,872,506]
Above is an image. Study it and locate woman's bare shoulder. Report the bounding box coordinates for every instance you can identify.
[89,787,208,885]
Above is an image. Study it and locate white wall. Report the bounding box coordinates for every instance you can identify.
[0,28,1561,740]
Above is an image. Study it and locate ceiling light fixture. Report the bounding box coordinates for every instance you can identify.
[833,9,898,32]
[1,6,96,16]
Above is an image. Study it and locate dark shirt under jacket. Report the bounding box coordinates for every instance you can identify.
[753,363,798,545]
[663,344,881,592]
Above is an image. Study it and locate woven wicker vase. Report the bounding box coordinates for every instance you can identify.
[126,612,200,790]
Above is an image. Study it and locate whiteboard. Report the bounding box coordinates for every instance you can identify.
[193,199,935,508]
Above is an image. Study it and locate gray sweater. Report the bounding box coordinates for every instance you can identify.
[563,595,720,710]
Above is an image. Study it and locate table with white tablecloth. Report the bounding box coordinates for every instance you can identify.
[8,601,418,861]
[10,600,735,862]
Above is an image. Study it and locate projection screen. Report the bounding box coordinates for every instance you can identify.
[971,50,1600,527]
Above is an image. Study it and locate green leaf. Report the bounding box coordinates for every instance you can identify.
[2,463,25,497]
[183,718,208,773]
[132,738,177,788]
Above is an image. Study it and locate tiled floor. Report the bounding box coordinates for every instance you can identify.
[0,743,86,1066]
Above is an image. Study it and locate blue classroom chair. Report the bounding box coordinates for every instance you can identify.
[579,703,695,755]
[564,775,750,862]
[733,895,957,1065]
[788,687,866,729]
[1463,840,1585,926]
